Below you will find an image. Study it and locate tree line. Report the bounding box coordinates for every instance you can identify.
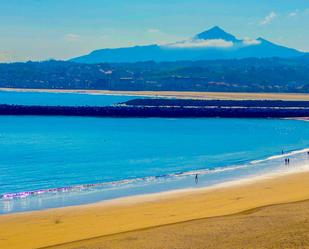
[0,56,308,93]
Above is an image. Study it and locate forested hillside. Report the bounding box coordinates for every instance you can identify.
[0,56,309,93]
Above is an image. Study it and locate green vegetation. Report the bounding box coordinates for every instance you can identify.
[0,56,308,93]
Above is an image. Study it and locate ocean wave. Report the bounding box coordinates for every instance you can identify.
[1,148,308,200]
[250,148,309,164]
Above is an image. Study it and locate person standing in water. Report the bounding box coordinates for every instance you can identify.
[195,174,198,184]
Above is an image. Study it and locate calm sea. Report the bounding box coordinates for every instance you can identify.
[0,92,309,214]
[0,90,136,106]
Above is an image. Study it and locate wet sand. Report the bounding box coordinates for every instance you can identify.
[1,88,309,101]
[1,170,309,249]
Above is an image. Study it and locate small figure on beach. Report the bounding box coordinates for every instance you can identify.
[288,158,290,164]
[282,150,284,155]
[195,174,198,184]
[284,158,287,165]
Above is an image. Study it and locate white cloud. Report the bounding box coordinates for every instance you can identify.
[288,10,299,17]
[64,33,81,42]
[166,39,234,48]
[260,11,277,25]
[242,37,261,46]
[147,28,160,33]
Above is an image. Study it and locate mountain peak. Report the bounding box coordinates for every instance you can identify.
[71,27,305,63]
[194,26,240,42]
[209,26,225,32]
[257,37,271,43]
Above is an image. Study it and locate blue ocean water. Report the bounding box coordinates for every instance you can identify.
[0,115,309,214]
[0,90,135,106]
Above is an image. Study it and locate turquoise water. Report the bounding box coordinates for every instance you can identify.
[0,90,135,106]
[0,116,309,214]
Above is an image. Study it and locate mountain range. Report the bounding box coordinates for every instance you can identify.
[71,26,306,63]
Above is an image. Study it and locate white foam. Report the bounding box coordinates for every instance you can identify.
[2,147,309,201]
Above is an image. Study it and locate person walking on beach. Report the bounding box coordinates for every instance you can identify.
[195,174,198,184]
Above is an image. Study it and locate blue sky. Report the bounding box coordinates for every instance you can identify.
[0,0,308,62]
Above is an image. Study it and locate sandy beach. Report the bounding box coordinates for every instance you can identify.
[1,169,309,249]
[47,199,309,249]
[1,87,309,101]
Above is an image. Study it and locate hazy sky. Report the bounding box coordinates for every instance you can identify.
[0,0,308,62]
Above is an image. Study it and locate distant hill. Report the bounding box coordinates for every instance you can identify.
[71,26,306,63]
[1,57,309,93]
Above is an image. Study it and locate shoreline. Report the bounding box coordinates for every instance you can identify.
[0,89,308,248]
[1,165,309,249]
[1,87,309,101]
[1,147,308,214]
